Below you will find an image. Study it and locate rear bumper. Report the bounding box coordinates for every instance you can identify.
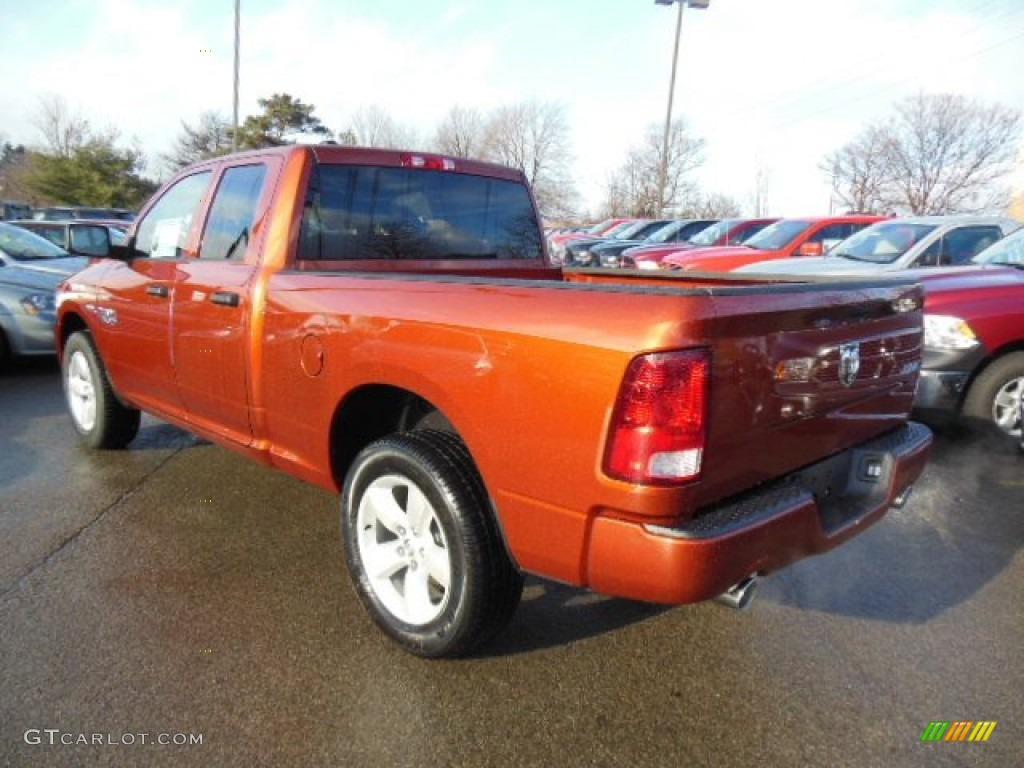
[585,422,932,604]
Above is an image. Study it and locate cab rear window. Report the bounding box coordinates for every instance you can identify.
[298,165,542,261]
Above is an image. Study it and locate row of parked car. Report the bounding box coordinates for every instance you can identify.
[1,205,1021,450]
[547,213,1024,448]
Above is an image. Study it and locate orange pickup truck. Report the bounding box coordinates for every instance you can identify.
[56,146,931,657]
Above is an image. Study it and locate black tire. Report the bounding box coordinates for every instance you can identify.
[341,429,523,658]
[962,352,1024,442]
[62,331,141,449]
[0,329,10,371]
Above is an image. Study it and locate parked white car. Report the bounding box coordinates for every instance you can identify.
[734,216,1020,276]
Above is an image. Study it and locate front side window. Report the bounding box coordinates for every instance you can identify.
[134,171,212,259]
[299,165,542,261]
[200,164,268,260]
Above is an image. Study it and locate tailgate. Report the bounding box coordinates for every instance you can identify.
[693,279,924,508]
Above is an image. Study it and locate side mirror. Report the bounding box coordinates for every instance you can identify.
[68,225,112,258]
[108,243,133,261]
[797,241,824,257]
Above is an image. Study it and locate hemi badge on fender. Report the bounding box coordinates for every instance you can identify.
[86,303,119,326]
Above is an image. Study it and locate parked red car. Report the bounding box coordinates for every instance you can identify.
[626,218,778,269]
[661,215,886,272]
[913,227,1024,443]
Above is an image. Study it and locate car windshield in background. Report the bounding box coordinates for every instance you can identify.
[972,226,1024,267]
[610,220,656,240]
[299,165,543,260]
[829,222,937,264]
[689,219,741,246]
[0,222,70,260]
[742,219,810,250]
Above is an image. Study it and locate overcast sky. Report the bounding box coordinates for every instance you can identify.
[3,0,1023,216]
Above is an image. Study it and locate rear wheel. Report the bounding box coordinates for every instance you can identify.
[62,331,140,449]
[340,430,523,658]
[962,352,1024,441]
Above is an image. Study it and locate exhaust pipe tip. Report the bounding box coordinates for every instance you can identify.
[892,485,914,510]
[714,575,759,611]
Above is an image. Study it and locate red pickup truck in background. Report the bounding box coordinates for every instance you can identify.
[912,228,1024,444]
[56,146,931,656]
[656,215,886,272]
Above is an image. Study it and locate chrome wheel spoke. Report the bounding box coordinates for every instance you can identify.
[363,539,407,582]
[364,483,409,537]
[403,563,434,625]
[425,540,451,590]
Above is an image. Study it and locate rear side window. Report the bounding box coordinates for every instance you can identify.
[299,165,542,261]
[200,164,268,260]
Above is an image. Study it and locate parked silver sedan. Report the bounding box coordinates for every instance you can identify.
[0,223,87,367]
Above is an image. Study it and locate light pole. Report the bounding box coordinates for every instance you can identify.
[232,0,240,151]
[654,0,709,214]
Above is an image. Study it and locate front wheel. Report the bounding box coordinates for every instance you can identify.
[962,352,1024,441]
[341,430,523,658]
[62,331,140,449]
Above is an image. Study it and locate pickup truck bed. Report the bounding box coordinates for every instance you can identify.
[56,145,931,656]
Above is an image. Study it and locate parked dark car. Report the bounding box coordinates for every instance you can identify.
[563,219,672,266]
[1,200,32,221]
[13,219,125,258]
[31,206,135,222]
[595,219,719,268]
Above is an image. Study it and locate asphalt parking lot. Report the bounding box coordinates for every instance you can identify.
[1,358,1021,767]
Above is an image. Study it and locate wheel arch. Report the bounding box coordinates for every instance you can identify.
[327,383,519,569]
[959,341,1024,409]
[56,310,90,358]
[328,384,458,491]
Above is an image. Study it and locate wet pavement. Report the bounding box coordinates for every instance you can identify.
[1,359,1021,767]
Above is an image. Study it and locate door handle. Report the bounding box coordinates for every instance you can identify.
[210,291,241,307]
[146,284,169,298]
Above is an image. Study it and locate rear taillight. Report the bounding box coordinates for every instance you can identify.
[401,153,456,171]
[604,349,710,485]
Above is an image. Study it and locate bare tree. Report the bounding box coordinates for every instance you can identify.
[34,95,90,159]
[163,111,233,171]
[432,106,486,158]
[825,93,1022,215]
[602,119,705,217]
[821,126,891,214]
[481,100,577,219]
[682,191,742,218]
[350,105,419,149]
